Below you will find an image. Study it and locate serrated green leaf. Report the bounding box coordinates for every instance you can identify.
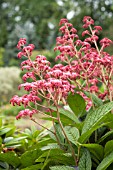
[50,165,76,170]
[79,148,92,170]
[64,126,79,146]
[104,140,113,157]
[82,143,104,160]
[96,151,113,170]
[20,149,42,168]
[67,93,86,117]
[78,101,113,143]
[41,143,60,151]
[0,152,20,167]
[54,124,65,144]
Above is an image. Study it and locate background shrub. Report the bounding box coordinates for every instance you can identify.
[0,67,22,104]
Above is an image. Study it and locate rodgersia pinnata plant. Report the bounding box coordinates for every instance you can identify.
[10,16,113,170]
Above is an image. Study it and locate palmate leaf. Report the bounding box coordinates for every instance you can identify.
[67,93,86,117]
[96,151,113,170]
[78,101,113,143]
[79,148,92,170]
[50,165,76,170]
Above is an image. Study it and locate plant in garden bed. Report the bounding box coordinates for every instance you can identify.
[9,16,113,169]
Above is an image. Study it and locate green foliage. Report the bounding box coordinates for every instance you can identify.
[67,93,86,117]
[64,126,79,146]
[79,148,92,170]
[78,101,113,143]
[1,91,113,169]
[96,151,113,170]
[82,144,104,161]
[20,149,42,168]
[0,152,20,167]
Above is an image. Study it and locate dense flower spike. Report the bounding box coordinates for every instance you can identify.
[11,16,113,120]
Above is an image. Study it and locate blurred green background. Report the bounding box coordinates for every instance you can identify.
[0,0,113,126]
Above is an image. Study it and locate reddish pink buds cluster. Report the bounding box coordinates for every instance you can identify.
[17,39,35,59]
[11,16,113,119]
[16,109,37,120]
[17,38,26,49]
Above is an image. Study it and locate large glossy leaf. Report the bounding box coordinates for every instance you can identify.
[79,148,92,170]
[67,93,86,117]
[96,151,113,170]
[78,101,113,143]
[64,126,79,146]
[0,152,20,167]
[82,143,104,160]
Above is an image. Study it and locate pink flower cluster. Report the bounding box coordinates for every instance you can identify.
[17,38,35,59]
[10,16,113,119]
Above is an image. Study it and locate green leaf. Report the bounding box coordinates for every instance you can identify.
[82,144,104,160]
[0,127,12,136]
[64,126,79,146]
[0,152,20,167]
[96,151,113,170]
[20,149,42,168]
[41,143,60,151]
[67,93,86,117]
[50,165,76,170]
[79,148,92,170]
[21,163,43,170]
[104,140,113,157]
[54,124,65,144]
[78,101,113,143]
[35,149,64,162]
[49,106,80,124]
[36,149,75,165]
